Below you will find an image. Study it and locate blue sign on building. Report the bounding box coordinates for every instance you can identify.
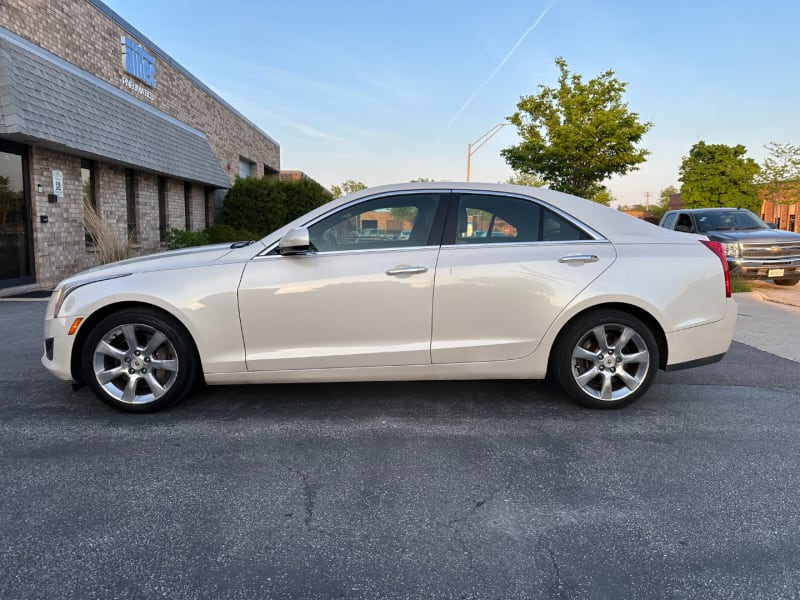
[121,37,156,89]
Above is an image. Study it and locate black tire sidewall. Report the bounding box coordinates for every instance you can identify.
[81,308,197,412]
[553,309,659,409]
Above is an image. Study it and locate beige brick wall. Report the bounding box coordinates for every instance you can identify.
[2,0,285,285]
[166,179,185,233]
[30,149,172,286]
[1,0,280,182]
[30,148,86,285]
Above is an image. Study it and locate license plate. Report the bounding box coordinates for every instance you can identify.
[768,268,785,277]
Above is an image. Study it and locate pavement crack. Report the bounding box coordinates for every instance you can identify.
[540,542,569,599]
[281,462,331,537]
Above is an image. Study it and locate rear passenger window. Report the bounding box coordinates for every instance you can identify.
[453,194,590,243]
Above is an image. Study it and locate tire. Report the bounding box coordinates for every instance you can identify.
[81,308,198,412]
[774,278,799,287]
[552,309,659,409]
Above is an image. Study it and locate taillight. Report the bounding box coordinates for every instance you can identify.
[700,240,731,298]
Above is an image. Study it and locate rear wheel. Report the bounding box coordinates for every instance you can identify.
[81,308,198,412]
[773,278,799,287]
[553,310,659,409]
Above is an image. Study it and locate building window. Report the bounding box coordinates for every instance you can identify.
[790,214,796,232]
[158,176,167,242]
[125,169,138,240]
[82,159,97,247]
[776,217,781,229]
[238,157,255,179]
[81,159,96,210]
[204,187,213,228]
[184,182,192,230]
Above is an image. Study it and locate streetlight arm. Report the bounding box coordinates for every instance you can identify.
[466,123,511,182]
[469,123,510,155]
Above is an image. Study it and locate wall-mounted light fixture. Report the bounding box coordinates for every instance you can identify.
[37,184,43,194]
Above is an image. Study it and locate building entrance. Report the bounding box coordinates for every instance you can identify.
[0,142,33,287]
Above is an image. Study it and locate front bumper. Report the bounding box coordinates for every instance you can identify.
[728,257,800,280]
[41,314,83,382]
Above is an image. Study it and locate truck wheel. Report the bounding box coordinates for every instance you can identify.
[774,279,799,287]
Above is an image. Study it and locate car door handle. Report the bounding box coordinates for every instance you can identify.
[558,254,599,264]
[386,265,429,276]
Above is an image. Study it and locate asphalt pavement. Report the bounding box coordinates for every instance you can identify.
[0,288,799,599]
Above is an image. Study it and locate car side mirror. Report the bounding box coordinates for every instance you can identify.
[278,227,311,255]
[766,222,777,229]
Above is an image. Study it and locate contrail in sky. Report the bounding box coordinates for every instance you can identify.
[430,1,556,150]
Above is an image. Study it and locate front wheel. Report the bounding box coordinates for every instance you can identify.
[81,308,199,412]
[773,278,799,287]
[552,310,659,409]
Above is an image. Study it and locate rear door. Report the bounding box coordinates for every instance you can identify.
[431,192,616,364]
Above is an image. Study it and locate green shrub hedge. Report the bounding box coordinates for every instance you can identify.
[165,178,332,249]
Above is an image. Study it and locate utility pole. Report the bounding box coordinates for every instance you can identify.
[644,192,652,211]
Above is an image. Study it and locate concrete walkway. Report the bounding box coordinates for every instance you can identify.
[750,280,800,308]
[733,288,800,363]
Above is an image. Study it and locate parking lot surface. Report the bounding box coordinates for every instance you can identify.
[1,298,799,599]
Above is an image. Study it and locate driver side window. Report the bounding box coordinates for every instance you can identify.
[308,194,443,252]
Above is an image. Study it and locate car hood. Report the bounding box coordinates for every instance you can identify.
[61,242,261,286]
[706,229,800,243]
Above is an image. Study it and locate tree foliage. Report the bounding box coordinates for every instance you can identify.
[501,57,652,200]
[331,180,367,199]
[505,171,546,187]
[755,142,800,206]
[222,177,332,236]
[678,142,761,211]
[658,185,678,212]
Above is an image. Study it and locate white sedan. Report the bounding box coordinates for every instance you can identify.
[43,183,737,412]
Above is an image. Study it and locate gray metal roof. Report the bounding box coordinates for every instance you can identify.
[0,27,231,189]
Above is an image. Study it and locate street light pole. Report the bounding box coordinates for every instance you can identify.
[466,123,510,182]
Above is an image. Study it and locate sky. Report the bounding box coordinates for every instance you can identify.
[103,0,800,206]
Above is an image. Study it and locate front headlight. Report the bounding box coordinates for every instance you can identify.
[52,273,132,317]
[721,242,741,259]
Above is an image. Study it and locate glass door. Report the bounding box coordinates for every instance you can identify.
[0,143,33,286]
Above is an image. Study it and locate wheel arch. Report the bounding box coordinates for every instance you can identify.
[547,302,668,373]
[70,301,203,384]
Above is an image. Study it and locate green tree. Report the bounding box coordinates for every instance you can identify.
[505,171,546,187]
[331,179,367,199]
[658,185,678,212]
[591,188,613,206]
[501,57,652,200]
[755,142,800,207]
[678,142,761,211]
[222,178,332,236]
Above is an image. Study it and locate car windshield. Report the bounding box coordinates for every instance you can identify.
[694,211,768,233]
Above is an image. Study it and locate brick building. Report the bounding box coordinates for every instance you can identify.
[759,183,799,232]
[0,0,280,289]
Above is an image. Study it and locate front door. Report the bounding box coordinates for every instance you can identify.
[0,142,33,287]
[238,192,447,371]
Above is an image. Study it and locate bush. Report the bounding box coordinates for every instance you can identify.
[221,177,332,236]
[165,225,261,250]
[205,224,258,244]
[166,228,209,250]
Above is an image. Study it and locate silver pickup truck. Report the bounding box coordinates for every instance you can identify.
[659,208,800,286]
